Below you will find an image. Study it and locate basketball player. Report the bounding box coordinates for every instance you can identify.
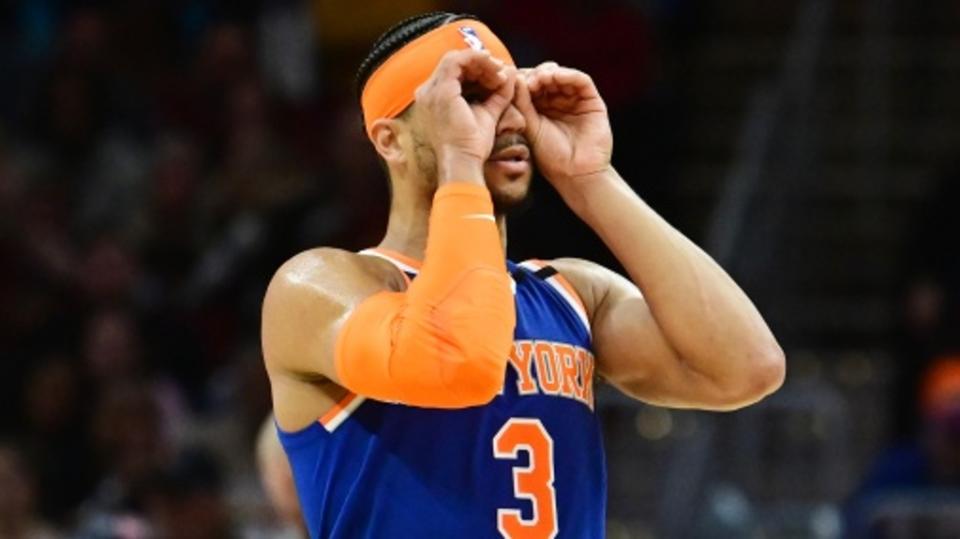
[261,12,785,538]
[256,415,305,538]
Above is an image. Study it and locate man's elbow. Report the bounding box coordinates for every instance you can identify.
[726,342,786,408]
[443,350,509,406]
[749,343,786,395]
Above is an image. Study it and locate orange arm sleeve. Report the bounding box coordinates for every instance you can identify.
[334,183,516,408]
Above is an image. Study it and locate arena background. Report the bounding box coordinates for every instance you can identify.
[1,0,959,537]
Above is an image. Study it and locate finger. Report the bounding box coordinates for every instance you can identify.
[534,93,581,112]
[415,63,465,105]
[431,49,473,84]
[524,61,555,82]
[528,76,562,97]
[526,62,561,93]
[429,49,502,94]
[461,52,510,91]
[552,67,598,98]
[479,66,517,117]
[475,63,510,92]
[512,77,541,140]
[512,75,538,120]
[534,61,560,71]
[419,50,473,103]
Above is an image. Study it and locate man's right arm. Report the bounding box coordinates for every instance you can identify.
[261,248,392,382]
[261,248,394,429]
[262,49,519,428]
[262,182,515,417]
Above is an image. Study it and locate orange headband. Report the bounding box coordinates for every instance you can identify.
[361,20,515,139]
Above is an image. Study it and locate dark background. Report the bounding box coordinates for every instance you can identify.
[1,0,959,537]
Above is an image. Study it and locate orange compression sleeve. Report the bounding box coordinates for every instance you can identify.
[334,183,516,408]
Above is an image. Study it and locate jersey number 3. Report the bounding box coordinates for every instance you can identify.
[493,418,559,539]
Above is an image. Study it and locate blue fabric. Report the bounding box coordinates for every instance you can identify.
[278,261,607,538]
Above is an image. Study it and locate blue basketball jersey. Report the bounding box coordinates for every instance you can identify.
[277,249,607,538]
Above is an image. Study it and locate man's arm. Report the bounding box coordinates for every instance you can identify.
[517,64,784,410]
[551,177,784,410]
[262,50,519,430]
[261,248,399,429]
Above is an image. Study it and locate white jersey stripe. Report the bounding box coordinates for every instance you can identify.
[359,248,420,275]
[322,395,366,433]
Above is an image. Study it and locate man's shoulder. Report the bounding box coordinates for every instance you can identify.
[540,257,644,326]
[275,247,364,278]
[261,247,404,377]
[540,257,609,315]
[269,247,402,292]
[547,257,604,279]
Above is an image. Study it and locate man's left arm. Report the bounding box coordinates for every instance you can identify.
[550,181,784,410]
[516,64,785,410]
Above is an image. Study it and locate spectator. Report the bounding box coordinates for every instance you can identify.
[143,448,236,539]
[81,309,189,437]
[847,356,960,536]
[75,382,172,538]
[892,165,960,439]
[0,443,61,539]
[19,355,95,523]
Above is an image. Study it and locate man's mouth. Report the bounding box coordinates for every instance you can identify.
[489,144,531,163]
[486,143,531,178]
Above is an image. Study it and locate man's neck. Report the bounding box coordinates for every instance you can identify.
[378,188,508,262]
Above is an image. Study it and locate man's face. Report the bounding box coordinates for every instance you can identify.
[405,101,534,214]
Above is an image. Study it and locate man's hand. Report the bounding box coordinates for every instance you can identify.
[515,62,614,202]
[414,49,517,183]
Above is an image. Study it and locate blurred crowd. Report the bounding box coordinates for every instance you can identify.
[0,1,660,537]
[850,167,960,536]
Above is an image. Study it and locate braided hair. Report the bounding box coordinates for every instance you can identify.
[355,11,478,102]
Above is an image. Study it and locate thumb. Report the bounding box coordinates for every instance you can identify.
[478,67,516,120]
[513,76,541,140]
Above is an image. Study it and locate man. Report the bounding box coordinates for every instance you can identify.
[0,444,60,539]
[256,416,305,538]
[261,12,785,539]
[846,356,960,537]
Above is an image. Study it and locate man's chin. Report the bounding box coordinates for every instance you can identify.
[487,177,533,215]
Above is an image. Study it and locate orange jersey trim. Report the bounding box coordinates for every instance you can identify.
[524,259,589,319]
[318,392,364,432]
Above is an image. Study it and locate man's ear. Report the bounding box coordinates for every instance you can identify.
[369,118,406,166]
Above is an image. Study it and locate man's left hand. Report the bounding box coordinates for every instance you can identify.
[515,62,614,199]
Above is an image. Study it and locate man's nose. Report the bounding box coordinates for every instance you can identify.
[497,103,526,135]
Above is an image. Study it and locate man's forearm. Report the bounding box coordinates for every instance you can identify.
[565,167,783,391]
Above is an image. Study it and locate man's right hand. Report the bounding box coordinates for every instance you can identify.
[413,49,516,183]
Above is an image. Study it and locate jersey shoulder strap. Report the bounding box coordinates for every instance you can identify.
[358,247,420,282]
[517,259,591,336]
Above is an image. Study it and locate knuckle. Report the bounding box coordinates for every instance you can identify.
[450,49,472,62]
[437,51,460,71]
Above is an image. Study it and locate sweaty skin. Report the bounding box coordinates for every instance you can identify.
[262,51,785,432]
